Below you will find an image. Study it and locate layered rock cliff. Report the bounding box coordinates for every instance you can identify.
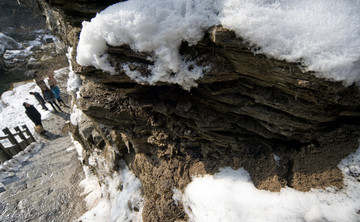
[35,0,360,221]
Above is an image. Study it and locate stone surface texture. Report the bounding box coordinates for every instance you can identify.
[36,0,360,221]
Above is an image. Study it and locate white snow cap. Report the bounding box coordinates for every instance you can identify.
[77,0,217,90]
[77,0,360,89]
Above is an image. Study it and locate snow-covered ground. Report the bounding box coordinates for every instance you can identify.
[77,0,360,90]
[0,81,51,138]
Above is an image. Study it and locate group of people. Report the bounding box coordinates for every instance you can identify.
[24,72,68,134]
[30,85,65,113]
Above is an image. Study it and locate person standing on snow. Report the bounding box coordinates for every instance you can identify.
[29,92,48,110]
[23,102,43,127]
[50,84,66,106]
[41,87,62,113]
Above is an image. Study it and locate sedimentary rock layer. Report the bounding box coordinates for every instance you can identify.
[36,0,360,221]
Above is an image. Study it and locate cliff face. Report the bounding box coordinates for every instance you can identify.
[36,0,360,221]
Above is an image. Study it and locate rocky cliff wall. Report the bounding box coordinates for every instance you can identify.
[35,0,360,221]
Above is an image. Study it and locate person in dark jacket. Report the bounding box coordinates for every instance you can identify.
[23,102,42,126]
[29,92,48,110]
[41,87,62,113]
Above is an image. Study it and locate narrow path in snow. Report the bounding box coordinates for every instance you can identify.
[0,105,86,222]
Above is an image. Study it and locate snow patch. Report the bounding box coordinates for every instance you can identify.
[66,47,82,96]
[79,165,102,210]
[54,67,69,79]
[69,104,84,126]
[71,137,86,163]
[0,32,22,54]
[172,187,183,206]
[273,154,281,166]
[0,143,42,180]
[180,143,360,222]
[77,161,144,222]
[73,140,144,222]
[3,49,32,60]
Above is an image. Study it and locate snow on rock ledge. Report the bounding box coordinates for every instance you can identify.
[77,0,360,89]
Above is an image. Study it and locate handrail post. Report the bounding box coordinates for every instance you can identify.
[0,143,12,159]
[22,125,36,143]
[2,127,19,147]
[0,125,36,161]
[14,126,27,149]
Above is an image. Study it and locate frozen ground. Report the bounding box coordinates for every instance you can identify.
[0,136,86,222]
[0,75,86,221]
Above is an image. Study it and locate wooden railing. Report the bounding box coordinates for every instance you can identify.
[0,125,36,163]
